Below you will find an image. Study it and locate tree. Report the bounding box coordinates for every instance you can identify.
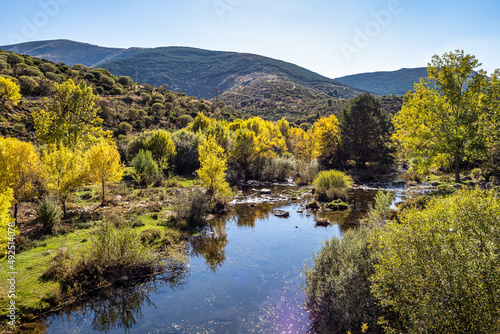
[311,115,341,168]
[393,51,489,182]
[482,69,500,177]
[32,79,109,149]
[131,149,159,185]
[0,136,44,219]
[145,129,176,170]
[197,136,230,200]
[42,145,87,216]
[0,187,14,259]
[229,129,257,180]
[172,130,200,175]
[0,76,21,111]
[339,93,393,167]
[85,139,125,205]
[371,189,500,333]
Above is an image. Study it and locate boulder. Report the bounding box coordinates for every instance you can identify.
[315,218,329,227]
[431,181,440,187]
[273,209,290,218]
[260,188,272,194]
[326,199,349,211]
[306,201,319,210]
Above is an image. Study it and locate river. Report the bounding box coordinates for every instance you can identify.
[42,184,406,333]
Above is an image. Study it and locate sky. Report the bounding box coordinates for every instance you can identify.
[0,0,499,78]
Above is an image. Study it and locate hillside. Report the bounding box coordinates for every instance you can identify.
[335,67,428,96]
[0,39,147,68]
[1,40,362,100]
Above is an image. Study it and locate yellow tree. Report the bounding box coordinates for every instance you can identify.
[32,79,109,149]
[85,139,124,205]
[0,187,14,259]
[0,77,21,111]
[289,127,315,161]
[311,115,341,167]
[197,135,230,199]
[0,136,44,219]
[42,145,87,216]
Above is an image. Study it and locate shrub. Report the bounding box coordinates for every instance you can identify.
[262,156,296,181]
[402,167,423,183]
[117,121,133,134]
[326,199,349,211]
[303,227,383,334]
[170,190,210,229]
[176,114,194,128]
[294,159,320,185]
[131,150,160,185]
[312,170,353,202]
[371,189,500,333]
[172,130,200,174]
[365,189,394,224]
[38,196,62,234]
[470,167,483,181]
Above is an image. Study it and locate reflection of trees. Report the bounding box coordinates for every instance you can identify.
[190,219,228,272]
[235,203,275,228]
[58,267,188,333]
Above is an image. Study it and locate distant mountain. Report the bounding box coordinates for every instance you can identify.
[1,39,362,100]
[0,39,147,68]
[335,67,428,96]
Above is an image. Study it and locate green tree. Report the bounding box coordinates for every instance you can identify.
[32,79,108,149]
[371,189,500,333]
[393,51,489,182]
[340,93,393,167]
[0,76,21,111]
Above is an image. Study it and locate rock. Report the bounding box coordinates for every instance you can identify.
[260,188,272,194]
[315,218,329,227]
[297,209,303,213]
[461,176,472,182]
[431,181,440,187]
[273,209,290,218]
[454,183,463,189]
[326,199,349,211]
[306,201,319,210]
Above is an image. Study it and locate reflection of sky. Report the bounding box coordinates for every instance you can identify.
[45,202,341,333]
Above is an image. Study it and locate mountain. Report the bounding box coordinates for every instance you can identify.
[0,39,147,68]
[335,67,428,96]
[1,39,362,100]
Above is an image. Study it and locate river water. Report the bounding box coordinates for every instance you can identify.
[43,184,406,333]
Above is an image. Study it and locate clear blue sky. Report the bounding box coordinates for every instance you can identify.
[1,0,499,78]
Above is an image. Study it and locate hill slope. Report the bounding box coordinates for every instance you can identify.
[0,39,147,68]
[1,39,362,100]
[335,67,428,96]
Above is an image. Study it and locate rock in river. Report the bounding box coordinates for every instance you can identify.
[260,188,272,194]
[274,209,290,218]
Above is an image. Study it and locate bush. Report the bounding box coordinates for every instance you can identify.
[471,167,483,181]
[365,189,394,224]
[402,167,423,183]
[371,189,500,333]
[117,121,133,135]
[262,156,296,181]
[131,150,160,185]
[303,227,383,334]
[176,114,194,128]
[312,170,353,202]
[170,190,210,229]
[294,159,320,185]
[38,196,62,234]
[172,130,200,174]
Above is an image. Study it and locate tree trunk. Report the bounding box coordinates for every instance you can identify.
[62,199,67,217]
[455,155,461,183]
[14,202,18,221]
[102,180,105,206]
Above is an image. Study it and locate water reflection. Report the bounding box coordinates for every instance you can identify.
[190,219,228,272]
[235,203,275,228]
[46,270,188,333]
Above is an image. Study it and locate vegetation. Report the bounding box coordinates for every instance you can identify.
[339,93,393,167]
[197,135,231,200]
[312,170,353,202]
[371,189,500,333]
[0,188,14,259]
[394,51,495,182]
[0,76,21,110]
[303,227,383,334]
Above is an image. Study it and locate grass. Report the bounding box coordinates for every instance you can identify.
[0,210,176,322]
